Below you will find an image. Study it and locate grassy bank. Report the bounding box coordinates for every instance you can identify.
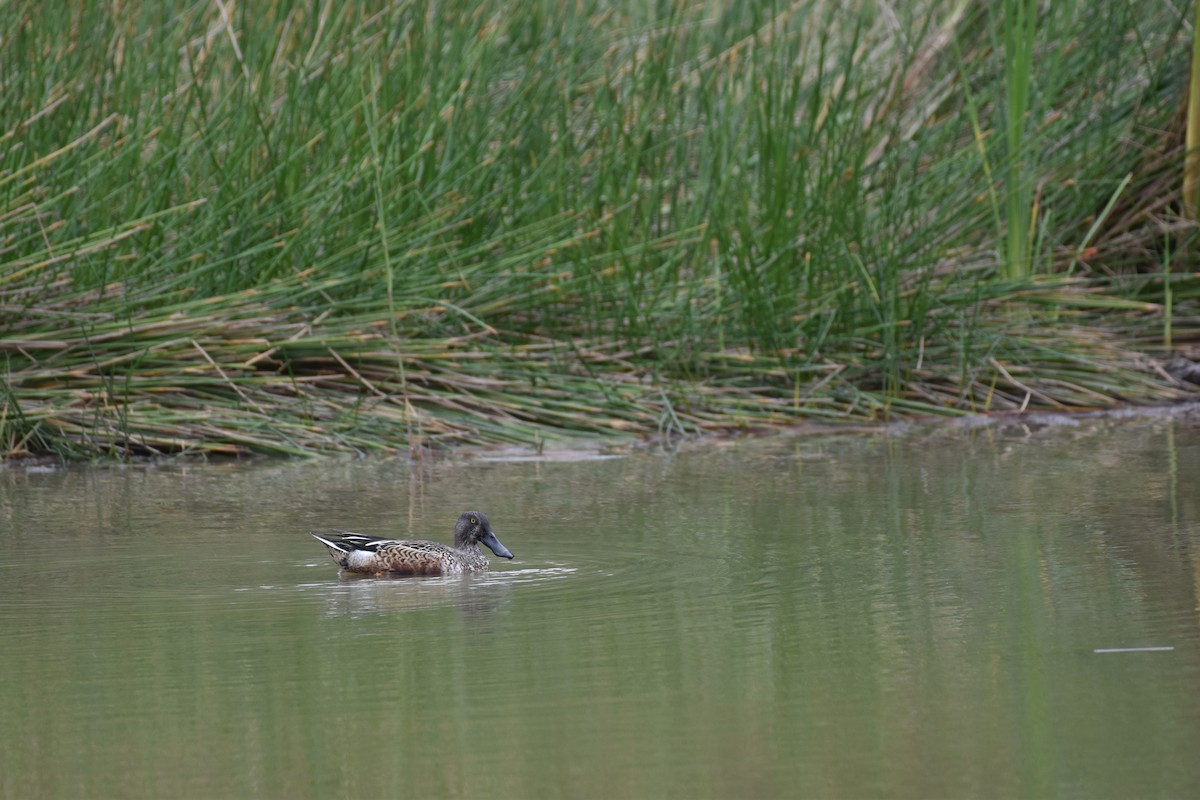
[2,0,1199,457]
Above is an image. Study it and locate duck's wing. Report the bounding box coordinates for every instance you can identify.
[311,530,382,553]
[313,530,383,548]
[322,533,452,556]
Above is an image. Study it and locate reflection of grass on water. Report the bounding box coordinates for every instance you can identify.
[1,1,1198,457]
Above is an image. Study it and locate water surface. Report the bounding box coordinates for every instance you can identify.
[2,415,1199,798]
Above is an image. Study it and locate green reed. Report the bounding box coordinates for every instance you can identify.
[1185,0,1200,216]
[0,0,1196,457]
[999,0,1037,279]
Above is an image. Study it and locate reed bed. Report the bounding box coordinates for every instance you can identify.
[2,0,1198,457]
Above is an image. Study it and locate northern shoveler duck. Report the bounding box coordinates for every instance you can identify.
[312,511,514,576]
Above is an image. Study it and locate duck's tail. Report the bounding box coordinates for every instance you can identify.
[311,532,352,567]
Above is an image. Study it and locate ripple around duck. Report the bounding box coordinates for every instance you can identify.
[275,497,709,628]
[281,561,581,619]
[307,577,513,619]
[284,529,672,620]
[475,565,578,586]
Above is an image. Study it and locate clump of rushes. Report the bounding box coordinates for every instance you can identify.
[1,1,1197,458]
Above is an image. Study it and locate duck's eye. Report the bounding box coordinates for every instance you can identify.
[470,517,478,524]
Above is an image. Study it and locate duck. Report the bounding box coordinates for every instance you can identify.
[312,511,514,576]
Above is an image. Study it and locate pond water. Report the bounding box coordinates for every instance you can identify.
[2,413,1200,798]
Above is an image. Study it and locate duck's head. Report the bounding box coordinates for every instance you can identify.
[456,511,514,559]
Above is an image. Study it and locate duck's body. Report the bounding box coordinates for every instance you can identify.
[313,511,513,576]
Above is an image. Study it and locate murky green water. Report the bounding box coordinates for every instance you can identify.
[2,414,1200,799]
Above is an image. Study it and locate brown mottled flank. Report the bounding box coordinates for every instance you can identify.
[312,511,514,577]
